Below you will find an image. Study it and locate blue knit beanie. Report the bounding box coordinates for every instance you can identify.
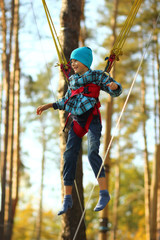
[70,47,93,69]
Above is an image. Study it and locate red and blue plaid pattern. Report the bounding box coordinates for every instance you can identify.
[54,70,122,115]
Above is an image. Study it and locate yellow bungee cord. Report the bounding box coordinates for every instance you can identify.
[105,0,143,73]
[42,0,143,75]
[41,0,71,81]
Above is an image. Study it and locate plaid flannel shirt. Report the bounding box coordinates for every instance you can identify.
[54,69,122,115]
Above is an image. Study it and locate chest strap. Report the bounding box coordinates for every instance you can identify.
[64,83,100,105]
[63,83,101,137]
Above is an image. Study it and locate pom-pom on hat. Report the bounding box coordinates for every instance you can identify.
[70,47,93,69]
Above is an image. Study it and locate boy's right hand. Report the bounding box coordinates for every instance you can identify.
[36,103,52,115]
[37,105,46,115]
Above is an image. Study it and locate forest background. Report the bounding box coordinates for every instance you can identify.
[0,0,160,240]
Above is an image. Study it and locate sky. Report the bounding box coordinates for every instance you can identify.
[19,0,108,78]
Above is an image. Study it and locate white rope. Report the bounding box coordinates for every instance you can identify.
[72,15,160,240]
[74,180,84,213]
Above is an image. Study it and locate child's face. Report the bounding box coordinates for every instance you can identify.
[71,59,89,75]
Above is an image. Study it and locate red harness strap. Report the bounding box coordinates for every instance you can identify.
[64,83,100,105]
[73,101,101,138]
[60,63,71,80]
[63,83,101,137]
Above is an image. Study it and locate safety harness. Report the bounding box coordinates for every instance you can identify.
[63,83,101,138]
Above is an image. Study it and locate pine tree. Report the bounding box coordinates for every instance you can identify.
[58,0,86,239]
[0,1,20,239]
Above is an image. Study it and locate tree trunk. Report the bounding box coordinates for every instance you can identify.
[0,1,10,238]
[141,69,151,240]
[154,6,160,240]
[99,96,113,240]
[152,2,160,239]
[157,145,160,240]
[0,0,20,239]
[58,0,86,239]
[36,119,46,240]
[79,0,86,47]
[12,2,20,218]
[111,130,120,240]
[150,145,160,240]
[99,0,119,239]
[6,1,16,238]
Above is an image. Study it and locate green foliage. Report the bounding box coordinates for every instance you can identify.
[84,165,145,239]
[12,203,61,240]
[13,61,62,240]
[24,62,53,103]
[22,61,60,164]
[111,165,145,237]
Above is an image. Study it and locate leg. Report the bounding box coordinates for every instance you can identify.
[87,116,105,179]
[87,116,110,211]
[94,188,110,211]
[58,185,73,215]
[64,185,72,195]
[98,177,107,190]
[58,123,82,215]
[63,122,82,186]
[94,177,110,211]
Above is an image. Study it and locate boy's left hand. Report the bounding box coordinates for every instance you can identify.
[106,82,118,90]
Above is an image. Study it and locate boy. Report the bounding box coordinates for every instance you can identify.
[37,47,122,215]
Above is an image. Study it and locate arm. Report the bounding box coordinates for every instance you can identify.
[37,88,72,115]
[37,103,53,115]
[53,88,71,110]
[99,72,122,97]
